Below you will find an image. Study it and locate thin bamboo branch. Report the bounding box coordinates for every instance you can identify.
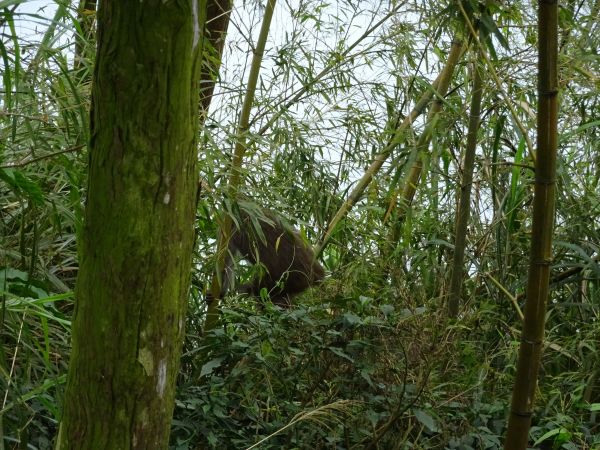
[458,1,535,161]
[315,39,465,257]
[387,39,464,238]
[0,145,85,169]
[485,272,524,320]
[254,2,406,136]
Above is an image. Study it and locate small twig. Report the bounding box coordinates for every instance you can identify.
[489,161,535,171]
[0,145,85,169]
[2,312,27,409]
[485,272,524,320]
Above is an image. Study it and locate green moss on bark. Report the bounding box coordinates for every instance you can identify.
[56,1,205,448]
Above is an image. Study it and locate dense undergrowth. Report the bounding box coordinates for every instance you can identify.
[1,263,598,449]
[1,1,599,449]
[169,235,599,449]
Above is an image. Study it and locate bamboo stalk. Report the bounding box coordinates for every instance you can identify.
[504,0,559,447]
[396,40,464,218]
[458,1,535,160]
[315,39,464,257]
[204,0,277,333]
[447,49,484,318]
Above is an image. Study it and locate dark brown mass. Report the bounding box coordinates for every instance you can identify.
[228,208,325,305]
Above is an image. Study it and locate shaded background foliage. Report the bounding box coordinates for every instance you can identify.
[0,0,598,448]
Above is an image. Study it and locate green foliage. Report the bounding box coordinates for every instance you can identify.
[0,2,86,446]
[1,0,599,448]
[175,295,427,449]
[0,269,71,448]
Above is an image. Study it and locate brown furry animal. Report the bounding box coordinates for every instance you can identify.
[226,206,325,305]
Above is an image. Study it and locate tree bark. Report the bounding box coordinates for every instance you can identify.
[56,1,204,448]
[199,0,232,119]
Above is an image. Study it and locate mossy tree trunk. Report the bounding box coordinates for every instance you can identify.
[56,1,205,448]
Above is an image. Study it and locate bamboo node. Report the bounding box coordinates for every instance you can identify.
[521,337,543,345]
[532,257,553,266]
[534,178,556,185]
[539,88,559,96]
[511,409,533,418]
